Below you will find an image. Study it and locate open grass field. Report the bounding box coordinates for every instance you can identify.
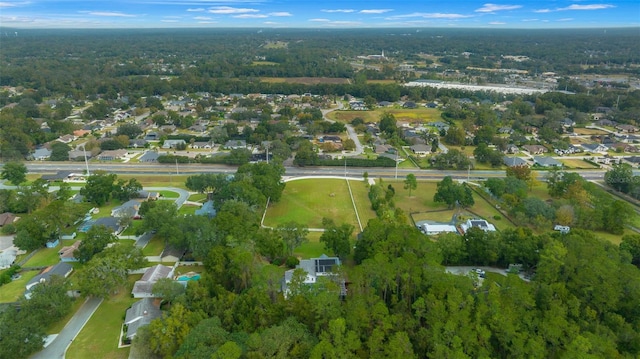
[0,270,38,303]
[264,179,359,229]
[66,275,142,359]
[121,220,143,236]
[366,79,396,84]
[560,158,600,169]
[158,190,180,198]
[251,61,278,66]
[142,236,165,256]
[347,180,378,228]
[294,232,330,258]
[326,108,441,124]
[573,128,609,135]
[259,77,350,85]
[412,210,457,223]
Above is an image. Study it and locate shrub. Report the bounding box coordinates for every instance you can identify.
[493,215,502,220]
[285,256,299,268]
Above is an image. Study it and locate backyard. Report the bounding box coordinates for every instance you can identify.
[66,275,142,359]
[326,108,441,124]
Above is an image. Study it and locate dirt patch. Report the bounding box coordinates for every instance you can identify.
[260,77,351,85]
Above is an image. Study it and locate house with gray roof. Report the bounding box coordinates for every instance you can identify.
[162,139,186,149]
[132,264,175,298]
[139,151,160,162]
[25,262,73,298]
[124,298,162,341]
[92,216,123,234]
[533,156,562,167]
[111,200,142,218]
[503,156,528,167]
[32,148,52,161]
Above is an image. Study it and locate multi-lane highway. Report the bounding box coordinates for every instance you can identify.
[17,162,611,181]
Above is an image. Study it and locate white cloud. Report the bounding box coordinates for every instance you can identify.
[309,18,330,22]
[387,12,472,20]
[208,6,258,14]
[534,8,551,13]
[0,1,30,7]
[558,4,615,10]
[193,16,211,20]
[187,8,204,12]
[475,3,522,13]
[161,19,179,22]
[489,21,506,24]
[557,18,574,21]
[197,21,217,24]
[360,9,393,14]
[233,14,267,18]
[268,12,291,17]
[81,11,136,17]
[321,9,355,13]
[521,18,539,22]
[263,21,279,24]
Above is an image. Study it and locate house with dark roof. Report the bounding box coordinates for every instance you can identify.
[403,101,418,109]
[129,139,148,148]
[503,156,528,167]
[132,264,175,298]
[533,156,562,167]
[582,143,608,154]
[111,200,141,218]
[25,263,73,298]
[162,139,186,149]
[410,144,431,156]
[32,148,52,161]
[139,151,160,162]
[97,149,128,161]
[92,217,123,234]
[123,298,162,341]
[224,140,247,149]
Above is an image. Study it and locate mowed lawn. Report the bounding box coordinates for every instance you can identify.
[66,275,142,359]
[0,270,39,302]
[347,180,377,229]
[264,179,358,229]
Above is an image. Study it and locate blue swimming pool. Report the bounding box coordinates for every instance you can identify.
[177,274,201,281]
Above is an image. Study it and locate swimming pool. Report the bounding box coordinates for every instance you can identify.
[177,273,201,281]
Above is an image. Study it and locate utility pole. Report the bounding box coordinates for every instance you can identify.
[395,149,399,180]
[82,144,90,177]
[175,158,179,175]
[344,156,347,178]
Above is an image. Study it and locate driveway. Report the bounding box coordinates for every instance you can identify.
[445,266,530,282]
[30,297,103,359]
[146,187,190,208]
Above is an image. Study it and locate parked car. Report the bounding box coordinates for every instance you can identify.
[472,268,486,278]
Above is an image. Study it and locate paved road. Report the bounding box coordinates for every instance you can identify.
[445,266,530,283]
[30,297,103,359]
[14,162,616,181]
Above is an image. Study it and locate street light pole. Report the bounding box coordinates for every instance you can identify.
[82,144,90,177]
[395,149,398,180]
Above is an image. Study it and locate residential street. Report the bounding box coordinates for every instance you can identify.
[30,297,103,359]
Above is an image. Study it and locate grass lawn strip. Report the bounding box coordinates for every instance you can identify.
[347,180,378,228]
[22,239,77,268]
[142,236,165,256]
[264,179,358,229]
[0,270,39,303]
[66,275,141,359]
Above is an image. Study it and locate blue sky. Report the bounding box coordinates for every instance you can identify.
[0,0,638,28]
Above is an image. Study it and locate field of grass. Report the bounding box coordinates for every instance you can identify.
[560,158,600,169]
[366,79,396,84]
[293,232,329,258]
[573,128,608,135]
[412,210,457,223]
[251,61,278,66]
[0,270,38,302]
[66,275,142,359]
[347,180,377,229]
[142,236,165,256]
[327,108,441,124]
[178,204,199,216]
[259,77,350,85]
[22,239,77,267]
[264,179,359,229]
[188,193,208,202]
[121,220,143,236]
[158,190,180,198]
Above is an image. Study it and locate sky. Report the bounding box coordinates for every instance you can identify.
[0,0,638,29]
